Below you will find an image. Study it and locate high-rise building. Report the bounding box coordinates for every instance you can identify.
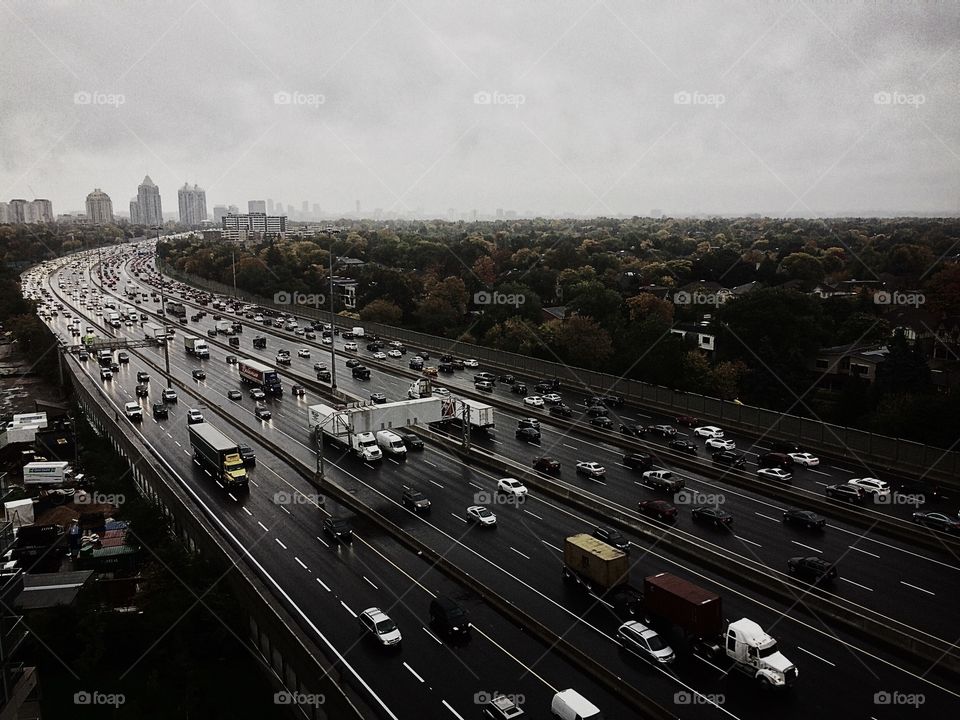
[213,205,229,223]
[267,199,274,214]
[301,201,309,217]
[132,175,163,226]
[228,204,239,215]
[177,183,207,226]
[8,200,28,223]
[129,198,141,224]
[221,212,286,241]
[248,200,266,214]
[312,203,320,218]
[0,203,8,223]
[85,189,114,224]
[31,199,54,222]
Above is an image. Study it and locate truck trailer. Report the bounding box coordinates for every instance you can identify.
[238,358,283,396]
[439,397,495,431]
[307,404,382,462]
[215,319,233,335]
[165,301,186,318]
[183,337,210,359]
[187,423,248,491]
[23,461,73,486]
[144,323,166,344]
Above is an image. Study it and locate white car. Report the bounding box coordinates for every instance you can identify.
[432,387,450,397]
[372,352,387,360]
[523,395,544,408]
[359,607,402,647]
[123,401,142,421]
[848,477,891,498]
[322,336,333,345]
[463,359,479,368]
[297,348,310,358]
[576,461,606,478]
[705,438,736,451]
[788,452,819,467]
[757,467,793,482]
[497,478,528,498]
[467,505,497,526]
[344,342,358,351]
[387,349,402,358]
[693,426,724,439]
[542,393,562,404]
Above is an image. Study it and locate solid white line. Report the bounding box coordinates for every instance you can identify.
[847,545,880,559]
[363,576,379,590]
[754,512,779,522]
[840,577,874,592]
[403,662,425,683]
[316,578,330,592]
[340,601,356,617]
[510,547,531,560]
[275,539,287,550]
[523,510,543,520]
[900,581,935,596]
[797,646,836,667]
[791,541,822,553]
[423,627,443,645]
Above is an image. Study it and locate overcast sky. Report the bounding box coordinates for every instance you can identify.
[1,0,957,218]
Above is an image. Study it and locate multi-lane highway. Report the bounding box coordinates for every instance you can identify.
[24,241,960,719]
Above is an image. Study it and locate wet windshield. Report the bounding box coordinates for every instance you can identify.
[758,642,779,658]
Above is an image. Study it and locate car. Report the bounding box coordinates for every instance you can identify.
[617,621,675,664]
[416,351,430,360]
[237,443,256,466]
[294,328,305,337]
[475,380,494,392]
[782,509,826,529]
[207,329,217,337]
[693,425,724,439]
[474,372,496,384]
[321,336,333,345]
[593,526,628,551]
[305,331,316,340]
[623,452,653,471]
[674,415,699,427]
[590,416,614,430]
[408,358,424,369]
[117,352,129,364]
[124,402,142,421]
[392,428,423,451]
[481,694,524,720]
[758,452,793,469]
[297,348,310,358]
[637,499,678,522]
[401,486,431,513]
[534,381,557,393]
[497,478,528,498]
[668,439,698,455]
[162,388,178,402]
[316,369,331,382]
[497,374,515,384]
[249,388,266,400]
[528,456,559,475]
[345,358,361,369]
[705,437,736,451]
[423,366,439,377]
[648,424,677,438]
[387,349,402,358]
[510,383,528,395]
[344,342,358,351]
[313,362,328,373]
[372,351,386,360]
[911,512,960,533]
[323,516,353,542]
[431,387,450,397]
[712,450,746,468]
[291,384,305,397]
[227,389,242,401]
[366,341,384,352]
[137,371,150,383]
[788,452,820,467]
[463,359,479,368]
[275,353,291,365]
[186,409,204,424]
[429,596,470,639]
[619,423,646,437]
[225,354,238,364]
[642,469,684,491]
[192,369,206,380]
[359,607,402,647]
[548,403,572,418]
[576,461,606,478]
[515,426,541,442]
[757,467,793,483]
[78,351,89,361]
[787,556,838,584]
[691,506,734,528]
[848,477,892,499]
[152,403,168,419]
[466,505,497,526]
[825,483,865,503]
[585,405,608,418]
[370,392,387,404]
[100,368,113,380]
[135,384,149,397]
[770,440,801,454]
[542,392,563,404]
[518,418,541,430]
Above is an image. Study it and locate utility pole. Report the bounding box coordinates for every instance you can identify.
[328,239,337,392]
[156,226,172,388]
[314,425,325,482]
[462,403,471,451]
[232,250,237,297]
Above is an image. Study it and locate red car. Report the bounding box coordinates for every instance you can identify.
[637,500,678,522]
[675,415,700,427]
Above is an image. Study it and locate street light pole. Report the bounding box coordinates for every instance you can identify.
[328,239,337,391]
[156,226,172,388]
[315,425,325,481]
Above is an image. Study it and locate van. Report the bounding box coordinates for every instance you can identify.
[551,690,601,720]
[375,430,406,458]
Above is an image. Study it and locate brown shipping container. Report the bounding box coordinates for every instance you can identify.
[564,534,629,591]
[643,572,723,638]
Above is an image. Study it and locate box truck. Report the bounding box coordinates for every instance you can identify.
[238,358,283,396]
[183,337,210,359]
[187,423,248,491]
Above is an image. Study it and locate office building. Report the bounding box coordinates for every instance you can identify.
[0,203,8,223]
[31,199,54,222]
[8,200,28,223]
[177,183,207,226]
[228,204,239,215]
[248,200,266,214]
[221,212,286,241]
[213,205,229,223]
[130,175,163,226]
[267,199,274,214]
[129,199,140,224]
[85,189,114,224]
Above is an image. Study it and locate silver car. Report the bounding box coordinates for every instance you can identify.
[617,621,675,664]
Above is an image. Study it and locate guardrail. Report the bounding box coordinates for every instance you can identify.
[162,264,960,486]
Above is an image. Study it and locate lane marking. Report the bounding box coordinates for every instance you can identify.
[294,557,308,570]
[257,521,269,532]
[363,576,379,590]
[840,577,874,592]
[847,545,880,559]
[797,646,835,666]
[900,581,935,596]
[403,662,425,683]
[340,601,356,617]
[275,539,287,550]
[735,536,762,547]
[510,547,531,560]
[316,578,330,592]
[791,541,822,553]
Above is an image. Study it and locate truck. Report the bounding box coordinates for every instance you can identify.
[238,358,283,396]
[352,326,365,338]
[562,534,643,616]
[107,311,121,327]
[308,404,382,462]
[184,337,210,359]
[215,319,233,335]
[0,413,48,449]
[165,301,186,318]
[439,396,495,431]
[124,282,138,298]
[187,422,249,491]
[144,323,166,344]
[97,349,113,367]
[643,572,798,686]
[23,461,73,486]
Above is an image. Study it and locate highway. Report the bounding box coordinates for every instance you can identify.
[26,242,960,719]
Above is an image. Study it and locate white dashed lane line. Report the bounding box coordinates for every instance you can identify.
[316,578,330,592]
[900,581,935,596]
[340,601,356,618]
[294,557,308,570]
[404,662,425,683]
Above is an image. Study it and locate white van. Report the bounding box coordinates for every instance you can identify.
[375,430,407,458]
[551,690,601,720]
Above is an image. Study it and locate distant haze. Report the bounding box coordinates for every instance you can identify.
[1,1,957,218]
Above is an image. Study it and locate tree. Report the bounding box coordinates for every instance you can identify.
[874,330,930,395]
[565,280,622,327]
[925,264,960,317]
[777,252,825,290]
[541,317,613,368]
[626,293,674,324]
[359,299,403,325]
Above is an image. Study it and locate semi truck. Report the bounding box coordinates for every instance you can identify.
[238,358,283,396]
[144,323,166,344]
[0,413,48,449]
[183,337,210,359]
[308,404,382,462]
[643,572,798,687]
[187,422,248,491]
[215,319,233,334]
[439,397,496,431]
[562,534,643,616]
[165,301,186,318]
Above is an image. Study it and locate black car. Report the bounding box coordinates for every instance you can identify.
[393,428,424,451]
[648,424,677,438]
[253,336,266,349]
[401,486,431,513]
[619,423,646,437]
[254,404,271,420]
[409,358,424,370]
[226,354,238,364]
[516,427,541,442]
[590,416,614,430]
[623,452,653,471]
[237,443,256,466]
[137,371,150,383]
[549,403,573,417]
[152,403,168,419]
[586,405,609,418]
[345,358,361,368]
[759,452,793,469]
[534,380,559,393]
[637,500,678,522]
[912,512,960,533]
[316,370,332,382]
[192,369,206,380]
[510,383,528,395]
[367,342,384,351]
[229,336,240,348]
[291,384,305,397]
[370,392,387,404]
[323,516,353,543]
[712,450,746,468]
[438,362,454,373]
[118,352,129,364]
[227,389,242,401]
[782,509,826,529]
[825,483,865,503]
[351,365,371,380]
[497,374,515,384]
[416,351,430,360]
[769,440,801,454]
[593,526,629,552]
[669,439,698,455]
[787,556,838,583]
[533,456,561,474]
[206,329,217,337]
[135,384,149,397]
[691,506,734,528]
[450,359,465,370]
[429,596,470,639]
